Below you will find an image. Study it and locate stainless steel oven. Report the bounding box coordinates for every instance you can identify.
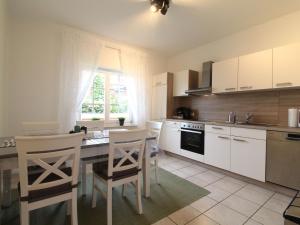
[179,122,205,155]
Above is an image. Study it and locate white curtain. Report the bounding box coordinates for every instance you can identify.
[58,30,102,132]
[121,49,152,127]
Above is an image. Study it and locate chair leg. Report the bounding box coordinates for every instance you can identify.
[122,184,126,197]
[81,162,87,196]
[67,200,71,216]
[71,189,78,225]
[20,201,29,225]
[107,181,113,225]
[91,174,97,208]
[136,174,143,214]
[155,157,159,184]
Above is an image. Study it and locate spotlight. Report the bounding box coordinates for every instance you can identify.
[150,4,158,12]
[149,0,170,15]
[161,2,169,15]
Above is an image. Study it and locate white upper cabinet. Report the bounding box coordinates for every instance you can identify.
[212,58,238,93]
[273,43,300,88]
[173,70,198,97]
[238,49,273,91]
[152,73,168,87]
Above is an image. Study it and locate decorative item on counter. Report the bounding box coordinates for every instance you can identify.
[288,108,298,128]
[118,117,125,126]
[69,125,86,134]
[80,126,87,134]
[74,125,81,133]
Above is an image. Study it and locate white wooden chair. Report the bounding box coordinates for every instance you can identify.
[0,122,61,209]
[91,129,147,225]
[146,121,162,184]
[22,121,60,136]
[76,120,105,196]
[15,133,84,225]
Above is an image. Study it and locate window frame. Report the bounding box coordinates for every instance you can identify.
[81,68,132,125]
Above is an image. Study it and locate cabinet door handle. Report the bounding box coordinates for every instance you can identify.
[240,86,253,90]
[212,126,223,130]
[276,82,292,87]
[233,138,247,142]
[224,88,236,91]
[218,136,230,140]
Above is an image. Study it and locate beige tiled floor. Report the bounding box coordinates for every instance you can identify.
[152,153,293,225]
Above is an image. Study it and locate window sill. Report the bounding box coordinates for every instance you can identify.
[104,122,138,129]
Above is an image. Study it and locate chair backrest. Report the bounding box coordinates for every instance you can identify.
[22,121,60,136]
[146,121,162,142]
[15,133,84,198]
[76,120,104,131]
[108,129,147,178]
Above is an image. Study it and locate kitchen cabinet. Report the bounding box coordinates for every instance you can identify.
[273,43,300,89]
[173,70,198,96]
[151,72,173,120]
[205,132,231,170]
[159,121,181,154]
[238,49,273,91]
[212,58,238,93]
[230,128,266,182]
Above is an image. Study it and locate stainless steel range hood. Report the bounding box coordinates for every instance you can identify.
[185,61,213,96]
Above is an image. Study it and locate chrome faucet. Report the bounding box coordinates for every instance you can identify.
[228,112,236,124]
[245,113,253,124]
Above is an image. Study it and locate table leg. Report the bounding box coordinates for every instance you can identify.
[2,170,12,208]
[143,141,151,198]
[81,162,87,196]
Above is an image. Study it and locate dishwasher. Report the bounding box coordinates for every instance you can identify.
[266,131,300,190]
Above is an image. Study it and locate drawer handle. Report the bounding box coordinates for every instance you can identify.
[225,88,236,91]
[240,86,253,90]
[276,82,292,87]
[212,127,223,130]
[233,138,247,142]
[218,136,230,140]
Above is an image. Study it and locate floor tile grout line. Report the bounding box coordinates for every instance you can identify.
[162,156,286,225]
[242,192,276,225]
[203,180,251,222]
[188,176,250,224]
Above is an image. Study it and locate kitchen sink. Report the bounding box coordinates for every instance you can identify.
[235,122,277,127]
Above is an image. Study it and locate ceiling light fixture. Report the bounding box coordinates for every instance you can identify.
[149,0,170,15]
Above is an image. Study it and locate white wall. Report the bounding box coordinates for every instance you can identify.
[4,17,167,136]
[0,0,7,136]
[167,10,300,72]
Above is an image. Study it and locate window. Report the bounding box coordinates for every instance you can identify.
[81,70,130,123]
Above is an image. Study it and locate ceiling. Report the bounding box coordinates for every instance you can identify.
[7,0,300,56]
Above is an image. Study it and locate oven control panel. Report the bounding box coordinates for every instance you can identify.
[181,122,205,131]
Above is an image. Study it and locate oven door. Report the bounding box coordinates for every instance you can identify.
[180,128,204,155]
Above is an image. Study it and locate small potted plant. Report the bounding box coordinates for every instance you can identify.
[118,117,125,126]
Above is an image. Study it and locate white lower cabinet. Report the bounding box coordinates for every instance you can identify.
[230,136,266,182]
[204,132,231,170]
[159,121,181,155]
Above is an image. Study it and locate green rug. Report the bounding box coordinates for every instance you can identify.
[2,168,209,225]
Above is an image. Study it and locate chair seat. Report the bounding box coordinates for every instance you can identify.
[284,191,300,224]
[150,151,159,158]
[19,167,74,203]
[150,143,160,158]
[81,155,108,163]
[93,156,140,181]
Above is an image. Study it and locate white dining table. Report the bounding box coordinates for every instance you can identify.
[0,131,156,207]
